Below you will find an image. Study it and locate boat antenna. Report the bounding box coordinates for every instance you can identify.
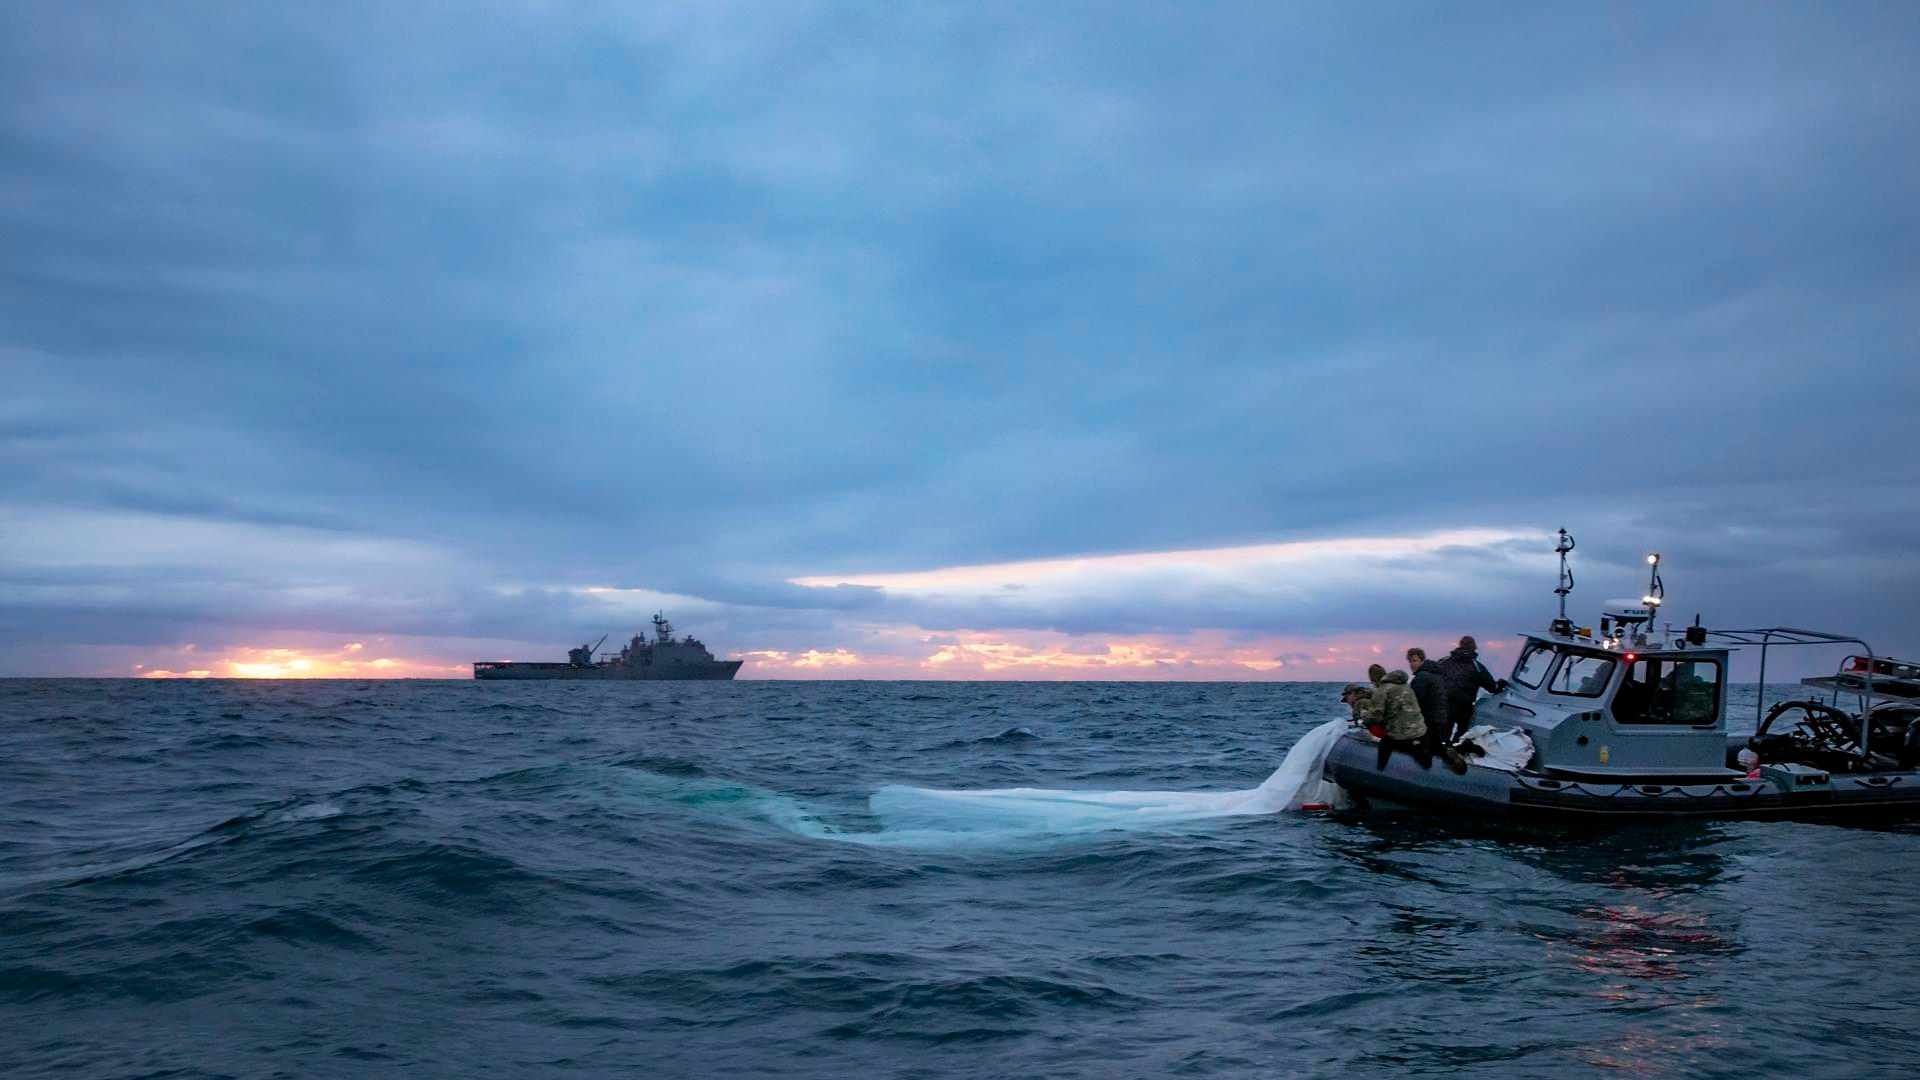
[1641,552,1664,624]
[1550,528,1576,635]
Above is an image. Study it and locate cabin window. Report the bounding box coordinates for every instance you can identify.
[1613,657,1721,726]
[1549,654,1615,697]
[1511,643,1557,689]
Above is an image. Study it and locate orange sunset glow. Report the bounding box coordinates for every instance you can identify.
[135,643,467,679]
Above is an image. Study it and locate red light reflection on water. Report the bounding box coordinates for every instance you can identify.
[1571,904,1727,981]
[1533,901,1736,1073]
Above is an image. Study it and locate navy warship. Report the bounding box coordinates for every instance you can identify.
[473,613,744,681]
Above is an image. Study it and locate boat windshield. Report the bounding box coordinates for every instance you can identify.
[1511,642,1557,688]
[1549,653,1616,697]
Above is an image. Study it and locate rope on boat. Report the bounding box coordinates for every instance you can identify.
[1521,778,1765,801]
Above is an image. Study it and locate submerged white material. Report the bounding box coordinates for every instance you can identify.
[624,719,1356,850]
[868,718,1352,839]
[1457,725,1536,773]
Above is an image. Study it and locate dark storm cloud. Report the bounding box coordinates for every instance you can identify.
[2,2,1918,673]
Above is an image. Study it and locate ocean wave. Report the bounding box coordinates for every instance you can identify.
[609,754,708,778]
[244,907,375,948]
[184,732,286,752]
[925,726,1043,751]
[347,843,548,909]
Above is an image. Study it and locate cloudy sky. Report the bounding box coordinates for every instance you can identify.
[4,3,1917,679]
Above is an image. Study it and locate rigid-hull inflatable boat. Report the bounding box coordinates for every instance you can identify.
[1325,532,1920,820]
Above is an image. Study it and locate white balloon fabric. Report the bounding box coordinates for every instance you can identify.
[867,718,1352,841]
[1454,725,1537,773]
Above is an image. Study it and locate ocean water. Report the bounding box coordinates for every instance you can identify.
[3,679,1917,1079]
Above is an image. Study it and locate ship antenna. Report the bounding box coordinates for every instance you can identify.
[1550,528,1576,635]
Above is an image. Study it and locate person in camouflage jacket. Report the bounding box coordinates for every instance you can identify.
[1365,663,1431,769]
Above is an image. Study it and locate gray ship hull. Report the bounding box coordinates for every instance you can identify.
[473,660,742,681]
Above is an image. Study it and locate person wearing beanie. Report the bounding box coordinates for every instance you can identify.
[1432,635,1506,742]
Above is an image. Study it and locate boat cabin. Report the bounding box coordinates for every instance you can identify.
[1477,634,1732,777]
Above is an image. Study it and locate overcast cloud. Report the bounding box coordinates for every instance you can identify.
[3,3,1917,679]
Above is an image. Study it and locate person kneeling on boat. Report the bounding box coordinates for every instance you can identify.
[1340,683,1377,733]
[1363,664,1434,770]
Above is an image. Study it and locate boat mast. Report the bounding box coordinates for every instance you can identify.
[1550,528,1576,636]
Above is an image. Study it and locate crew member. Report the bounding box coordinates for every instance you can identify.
[1365,663,1432,770]
[1407,647,1450,752]
[1340,683,1377,732]
[1434,635,1505,742]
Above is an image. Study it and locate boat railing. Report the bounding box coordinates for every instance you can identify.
[1802,654,1920,707]
[1703,627,1880,759]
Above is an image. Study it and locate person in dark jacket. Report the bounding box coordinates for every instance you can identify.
[1406,647,1449,751]
[1407,648,1472,773]
[1433,635,1505,742]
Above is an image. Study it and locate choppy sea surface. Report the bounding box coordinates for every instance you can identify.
[4,679,1918,1079]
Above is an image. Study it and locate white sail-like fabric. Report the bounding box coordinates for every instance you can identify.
[868,718,1352,839]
